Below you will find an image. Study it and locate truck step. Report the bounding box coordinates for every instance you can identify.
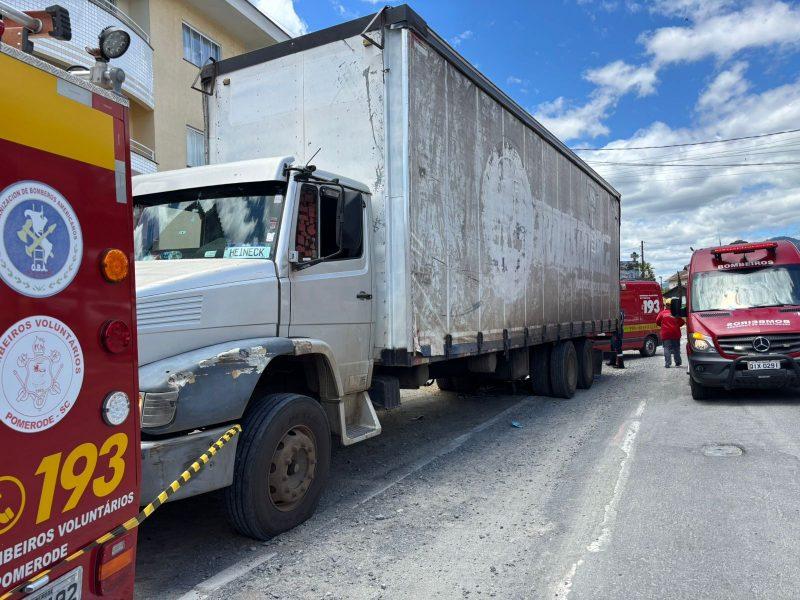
[324,391,382,446]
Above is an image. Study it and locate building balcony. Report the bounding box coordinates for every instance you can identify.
[5,0,154,109]
[130,139,158,175]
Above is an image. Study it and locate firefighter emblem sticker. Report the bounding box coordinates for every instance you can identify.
[0,180,83,298]
[0,316,84,433]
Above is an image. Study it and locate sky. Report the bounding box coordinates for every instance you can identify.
[254,0,800,282]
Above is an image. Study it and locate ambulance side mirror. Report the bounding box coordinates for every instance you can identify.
[670,297,687,318]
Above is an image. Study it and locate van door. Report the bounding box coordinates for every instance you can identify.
[288,183,372,394]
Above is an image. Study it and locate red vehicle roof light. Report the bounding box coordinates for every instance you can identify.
[711,242,777,257]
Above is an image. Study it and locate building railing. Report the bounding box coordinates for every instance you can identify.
[88,0,150,45]
[131,139,156,162]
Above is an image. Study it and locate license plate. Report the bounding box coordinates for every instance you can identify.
[747,360,781,370]
[27,567,82,600]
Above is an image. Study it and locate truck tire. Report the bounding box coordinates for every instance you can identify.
[592,349,604,377]
[639,335,658,357]
[529,345,551,396]
[550,341,578,399]
[224,393,331,540]
[690,378,713,401]
[575,339,594,390]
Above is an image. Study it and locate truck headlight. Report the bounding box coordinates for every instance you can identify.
[140,391,178,428]
[690,333,716,352]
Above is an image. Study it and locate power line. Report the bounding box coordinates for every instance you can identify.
[571,128,800,151]
[587,160,800,167]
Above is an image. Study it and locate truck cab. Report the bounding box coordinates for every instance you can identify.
[674,240,800,399]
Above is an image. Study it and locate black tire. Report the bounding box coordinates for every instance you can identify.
[437,376,480,394]
[529,345,552,396]
[639,335,658,357]
[225,393,331,540]
[690,378,713,401]
[575,339,594,390]
[550,341,578,399]
[592,349,604,377]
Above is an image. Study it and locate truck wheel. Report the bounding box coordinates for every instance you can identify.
[592,349,603,377]
[575,339,594,390]
[436,377,479,393]
[639,336,658,357]
[528,345,551,396]
[550,341,578,399]
[690,378,713,401]
[225,393,331,540]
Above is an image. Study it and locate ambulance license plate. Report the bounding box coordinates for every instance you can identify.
[747,360,781,370]
[27,567,82,600]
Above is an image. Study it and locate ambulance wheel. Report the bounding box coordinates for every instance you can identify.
[528,345,552,396]
[550,341,578,399]
[225,393,331,540]
[690,378,713,401]
[592,349,604,377]
[575,339,594,390]
[640,336,658,357]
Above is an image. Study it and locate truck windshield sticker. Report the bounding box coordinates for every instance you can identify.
[224,245,270,259]
[0,181,83,298]
[0,316,84,433]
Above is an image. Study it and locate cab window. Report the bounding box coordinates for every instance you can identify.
[294,183,363,263]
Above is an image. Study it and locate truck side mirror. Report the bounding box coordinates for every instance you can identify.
[670,297,687,318]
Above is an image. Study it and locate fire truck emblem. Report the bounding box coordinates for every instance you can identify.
[0,317,84,433]
[0,180,83,298]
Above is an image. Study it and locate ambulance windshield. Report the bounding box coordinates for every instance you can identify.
[692,265,800,311]
[134,181,286,261]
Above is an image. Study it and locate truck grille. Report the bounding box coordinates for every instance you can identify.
[717,333,800,356]
[137,295,203,329]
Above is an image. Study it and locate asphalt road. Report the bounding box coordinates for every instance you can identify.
[134,348,800,600]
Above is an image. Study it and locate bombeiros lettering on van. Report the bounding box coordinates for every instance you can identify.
[726,319,791,329]
[717,260,774,270]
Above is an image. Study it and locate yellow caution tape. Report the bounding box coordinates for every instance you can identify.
[0,425,242,600]
[623,323,660,333]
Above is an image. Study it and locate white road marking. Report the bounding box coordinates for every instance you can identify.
[553,399,646,599]
[177,552,277,600]
[177,399,530,599]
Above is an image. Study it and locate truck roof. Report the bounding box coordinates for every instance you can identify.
[689,239,800,272]
[202,4,620,200]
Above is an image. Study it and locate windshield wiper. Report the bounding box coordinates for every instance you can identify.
[750,303,800,309]
[695,308,730,312]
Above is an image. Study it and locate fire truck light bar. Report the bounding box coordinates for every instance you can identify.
[711,242,778,256]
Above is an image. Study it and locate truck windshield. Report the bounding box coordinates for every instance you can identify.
[134,181,286,261]
[692,265,800,311]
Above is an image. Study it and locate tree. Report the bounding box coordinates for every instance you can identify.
[629,251,656,281]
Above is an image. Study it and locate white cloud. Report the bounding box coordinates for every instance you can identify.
[697,61,749,111]
[450,30,473,47]
[535,92,615,140]
[585,60,658,97]
[642,1,800,65]
[254,0,308,37]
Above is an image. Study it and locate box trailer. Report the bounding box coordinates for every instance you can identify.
[131,4,621,540]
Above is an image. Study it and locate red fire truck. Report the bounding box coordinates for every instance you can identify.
[1,6,139,598]
[595,280,663,358]
[672,240,800,399]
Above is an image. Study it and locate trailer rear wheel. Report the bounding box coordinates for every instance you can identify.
[575,339,594,389]
[592,349,604,377]
[528,345,551,396]
[225,393,331,540]
[550,341,578,399]
[436,377,480,394]
[639,335,658,357]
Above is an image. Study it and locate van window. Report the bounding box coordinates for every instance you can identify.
[294,184,363,263]
[692,265,800,311]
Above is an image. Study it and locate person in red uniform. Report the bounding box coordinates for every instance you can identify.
[656,298,685,368]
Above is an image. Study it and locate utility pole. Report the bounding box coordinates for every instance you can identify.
[640,240,645,279]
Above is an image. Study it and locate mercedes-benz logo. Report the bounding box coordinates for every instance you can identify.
[752,337,771,353]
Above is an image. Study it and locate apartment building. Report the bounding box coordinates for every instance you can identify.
[7,0,289,173]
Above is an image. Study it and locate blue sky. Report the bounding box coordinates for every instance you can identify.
[257,0,800,280]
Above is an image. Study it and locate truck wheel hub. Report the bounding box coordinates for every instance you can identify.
[268,425,316,511]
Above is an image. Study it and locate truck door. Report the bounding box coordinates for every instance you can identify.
[288,183,373,394]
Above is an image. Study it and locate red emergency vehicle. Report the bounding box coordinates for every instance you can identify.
[0,7,139,598]
[672,240,800,399]
[596,280,663,357]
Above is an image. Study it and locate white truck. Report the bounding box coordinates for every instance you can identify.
[133,5,621,540]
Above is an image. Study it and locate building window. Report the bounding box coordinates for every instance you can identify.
[186,126,206,167]
[182,23,220,67]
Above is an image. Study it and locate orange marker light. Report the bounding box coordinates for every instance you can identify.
[101,248,129,282]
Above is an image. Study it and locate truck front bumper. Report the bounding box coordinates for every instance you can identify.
[140,425,239,506]
[689,353,800,390]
